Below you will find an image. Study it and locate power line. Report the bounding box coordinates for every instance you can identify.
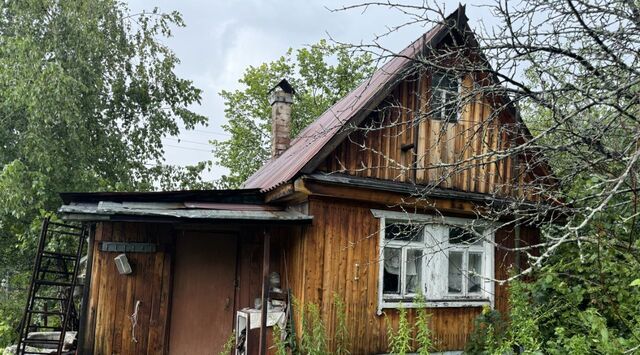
[178,126,231,137]
[164,144,212,153]
[163,137,212,146]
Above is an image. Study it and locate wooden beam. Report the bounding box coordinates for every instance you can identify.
[264,183,295,203]
[264,182,309,204]
[258,229,270,355]
[298,178,478,215]
[76,223,96,355]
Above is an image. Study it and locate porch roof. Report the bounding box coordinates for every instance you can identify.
[59,200,312,224]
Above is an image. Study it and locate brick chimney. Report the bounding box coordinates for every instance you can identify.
[268,79,294,159]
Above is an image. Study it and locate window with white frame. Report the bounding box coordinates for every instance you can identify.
[373,210,495,313]
[431,71,460,123]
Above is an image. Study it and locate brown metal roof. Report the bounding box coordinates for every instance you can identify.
[243,9,465,192]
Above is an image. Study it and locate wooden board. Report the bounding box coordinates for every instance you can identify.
[168,231,238,355]
[81,222,174,355]
[284,197,533,353]
[316,71,549,201]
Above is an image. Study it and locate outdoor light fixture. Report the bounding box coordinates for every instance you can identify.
[114,253,132,275]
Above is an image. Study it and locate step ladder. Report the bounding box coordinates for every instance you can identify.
[16,218,87,355]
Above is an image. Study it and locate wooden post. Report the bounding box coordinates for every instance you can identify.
[514,225,521,272]
[258,229,270,355]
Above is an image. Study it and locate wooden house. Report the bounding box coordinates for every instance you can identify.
[58,6,550,355]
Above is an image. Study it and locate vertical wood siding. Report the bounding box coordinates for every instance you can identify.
[82,222,173,355]
[285,198,529,353]
[317,72,544,201]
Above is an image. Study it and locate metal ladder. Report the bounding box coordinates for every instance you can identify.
[16,218,87,355]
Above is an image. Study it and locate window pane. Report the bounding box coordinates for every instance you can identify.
[468,252,483,293]
[431,88,443,119]
[405,249,423,294]
[385,223,423,242]
[383,247,401,294]
[449,227,483,246]
[432,72,458,123]
[444,92,458,123]
[433,72,458,91]
[448,251,463,294]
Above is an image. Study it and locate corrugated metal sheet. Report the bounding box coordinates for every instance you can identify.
[183,202,282,211]
[59,202,312,222]
[242,20,450,192]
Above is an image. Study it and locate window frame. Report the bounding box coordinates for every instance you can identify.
[373,209,495,314]
[431,71,462,124]
[380,225,427,301]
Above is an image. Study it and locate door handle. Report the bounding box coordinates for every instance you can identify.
[224,297,231,310]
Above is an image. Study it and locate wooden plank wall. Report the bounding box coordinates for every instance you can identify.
[317,72,541,200]
[81,222,173,355]
[285,197,530,353]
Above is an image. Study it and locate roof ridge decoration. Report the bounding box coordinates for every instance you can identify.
[243,6,470,192]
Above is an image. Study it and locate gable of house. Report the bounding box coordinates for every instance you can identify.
[244,6,552,203]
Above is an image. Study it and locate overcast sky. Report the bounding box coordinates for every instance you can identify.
[124,0,494,181]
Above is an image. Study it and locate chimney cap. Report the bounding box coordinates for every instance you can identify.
[268,79,295,95]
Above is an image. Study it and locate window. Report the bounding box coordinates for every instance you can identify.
[382,223,425,300]
[373,210,495,313]
[447,227,485,296]
[431,71,460,123]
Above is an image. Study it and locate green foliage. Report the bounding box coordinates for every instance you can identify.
[382,296,434,354]
[464,305,507,354]
[386,307,412,355]
[333,293,350,355]
[0,0,209,346]
[298,301,328,355]
[272,325,288,355]
[218,330,236,355]
[414,296,433,355]
[212,39,374,188]
[470,254,640,354]
[493,279,542,354]
[290,295,356,355]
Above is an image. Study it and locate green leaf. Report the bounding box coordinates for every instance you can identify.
[212,40,374,188]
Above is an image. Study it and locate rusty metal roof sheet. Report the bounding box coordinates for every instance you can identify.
[242,10,464,192]
[59,201,312,222]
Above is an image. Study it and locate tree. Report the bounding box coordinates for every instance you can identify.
[0,0,208,345]
[212,40,374,188]
[331,0,640,352]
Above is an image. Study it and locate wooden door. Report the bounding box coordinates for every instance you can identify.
[81,222,174,355]
[169,231,238,355]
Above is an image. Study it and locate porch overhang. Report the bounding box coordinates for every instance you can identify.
[59,201,312,224]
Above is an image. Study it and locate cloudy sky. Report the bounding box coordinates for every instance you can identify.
[125,0,494,181]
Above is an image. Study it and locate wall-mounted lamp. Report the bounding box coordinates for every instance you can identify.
[114,253,133,275]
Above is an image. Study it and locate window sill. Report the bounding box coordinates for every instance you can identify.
[378,299,491,315]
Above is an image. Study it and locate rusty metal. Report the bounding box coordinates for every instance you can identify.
[59,202,313,222]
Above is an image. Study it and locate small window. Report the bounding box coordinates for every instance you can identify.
[382,223,426,300]
[449,227,484,246]
[383,247,401,294]
[446,226,486,298]
[385,223,424,242]
[431,72,460,123]
[405,249,423,294]
[447,251,464,294]
[468,252,483,293]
